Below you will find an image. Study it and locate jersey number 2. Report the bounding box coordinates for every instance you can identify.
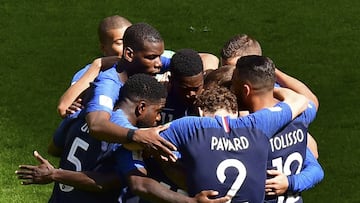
[216,159,247,200]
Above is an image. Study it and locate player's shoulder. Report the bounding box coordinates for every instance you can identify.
[295,101,317,123]
[170,116,218,130]
[71,64,91,85]
[110,109,136,129]
[95,64,119,81]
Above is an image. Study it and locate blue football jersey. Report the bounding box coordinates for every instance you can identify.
[159,90,199,125]
[85,64,124,115]
[160,102,294,203]
[71,64,91,85]
[49,116,119,203]
[85,54,172,116]
[266,102,317,203]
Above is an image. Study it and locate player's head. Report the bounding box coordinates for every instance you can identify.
[221,34,262,66]
[231,55,275,110]
[122,23,164,76]
[196,86,238,117]
[169,49,204,106]
[117,73,167,128]
[204,65,235,90]
[98,15,132,57]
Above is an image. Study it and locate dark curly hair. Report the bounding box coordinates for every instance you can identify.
[123,22,163,51]
[118,73,167,104]
[170,49,203,79]
[195,86,238,115]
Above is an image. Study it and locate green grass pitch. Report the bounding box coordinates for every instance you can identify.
[1,0,359,202]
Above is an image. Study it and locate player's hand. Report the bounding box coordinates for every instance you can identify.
[132,124,177,162]
[265,169,289,196]
[192,190,230,203]
[15,151,55,185]
[65,98,83,115]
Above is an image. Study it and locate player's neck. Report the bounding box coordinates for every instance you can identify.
[203,109,237,118]
[117,101,137,126]
[248,93,278,112]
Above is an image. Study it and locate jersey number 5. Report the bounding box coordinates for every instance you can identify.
[59,137,89,192]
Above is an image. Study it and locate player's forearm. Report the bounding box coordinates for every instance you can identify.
[57,60,102,118]
[275,68,319,110]
[128,175,193,203]
[51,169,121,192]
[158,160,188,191]
[273,88,308,120]
[86,112,129,143]
[287,148,324,192]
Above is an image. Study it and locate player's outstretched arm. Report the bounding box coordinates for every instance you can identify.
[273,87,308,120]
[16,151,55,185]
[127,168,229,203]
[57,56,120,118]
[15,151,121,192]
[193,190,231,203]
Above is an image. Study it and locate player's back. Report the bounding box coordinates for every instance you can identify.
[49,116,119,203]
[160,102,296,203]
[162,116,270,202]
[266,103,316,203]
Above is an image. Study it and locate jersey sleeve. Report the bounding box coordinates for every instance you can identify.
[70,64,91,85]
[85,67,122,115]
[294,101,317,126]
[110,109,135,129]
[247,102,293,138]
[287,147,324,192]
[159,50,174,73]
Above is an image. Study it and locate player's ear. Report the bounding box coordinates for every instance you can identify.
[124,47,134,62]
[243,84,251,97]
[135,101,146,116]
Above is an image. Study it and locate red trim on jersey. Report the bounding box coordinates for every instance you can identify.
[221,116,230,133]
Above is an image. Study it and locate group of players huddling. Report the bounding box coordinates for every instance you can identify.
[16,15,324,203]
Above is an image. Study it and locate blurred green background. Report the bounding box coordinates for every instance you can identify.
[1,0,359,202]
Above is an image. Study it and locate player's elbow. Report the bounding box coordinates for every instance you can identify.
[85,113,107,138]
[87,119,103,137]
[57,103,67,118]
[315,164,325,184]
[127,175,151,195]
